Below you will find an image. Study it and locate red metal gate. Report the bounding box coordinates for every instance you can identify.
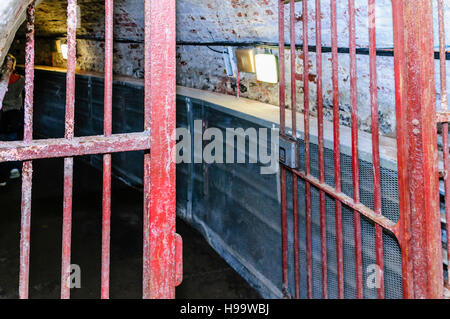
[278,0,446,299]
[0,0,181,299]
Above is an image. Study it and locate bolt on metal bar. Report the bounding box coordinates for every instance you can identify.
[61,0,78,299]
[18,2,35,300]
[289,0,300,300]
[330,0,345,299]
[315,0,328,300]
[368,0,385,299]
[301,0,313,300]
[101,0,114,299]
[437,0,450,289]
[348,0,364,299]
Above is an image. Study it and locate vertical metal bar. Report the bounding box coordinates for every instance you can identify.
[279,0,288,297]
[348,0,363,299]
[315,0,328,299]
[280,167,289,296]
[368,0,385,299]
[302,0,312,300]
[438,0,449,288]
[18,2,35,299]
[101,0,113,299]
[331,0,344,299]
[61,0,77,299]
[289,0,300,300]
[393,0,444,299]
[143,0,177,299]
[237,70,240,98]
[142,0,152,298]
[290,0,297,134]
[279,0,286,135]
[391,0,414,299]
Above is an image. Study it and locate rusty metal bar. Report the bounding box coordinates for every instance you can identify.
[438,0,449,288]
[391,0,414,298]
[279,0,286,135]
[330,0,344,299]
[348,0,363,299]
[289,0,300,299]
[18,2,35,299]
[61,0,77,299]
[392,0,444,299]
[143,0,177,299]
[280,167,289,296]
[368,0,385,299]
[101,0,113,299]
[301,0,312,299]
[315,0,328,299]
[0,132,150,162]
[142,0,152,299]
[279,0,289,297]
[285,166,397,235]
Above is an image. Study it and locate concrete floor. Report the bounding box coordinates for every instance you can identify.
[0,157,260,299]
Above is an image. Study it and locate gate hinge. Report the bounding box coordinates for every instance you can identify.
[175,233,183,287]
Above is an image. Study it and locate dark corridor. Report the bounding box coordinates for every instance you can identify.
[0,158,259,299]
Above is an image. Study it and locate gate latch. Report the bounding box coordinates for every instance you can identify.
[279,134,299,169]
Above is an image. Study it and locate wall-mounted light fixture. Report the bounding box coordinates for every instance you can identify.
[235,48,256,73]
[255,54,279,84]
[60,44,69,60]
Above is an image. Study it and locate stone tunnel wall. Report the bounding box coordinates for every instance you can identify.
[2,0,450,137]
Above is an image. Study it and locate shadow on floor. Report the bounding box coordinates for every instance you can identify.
[0,157,260,299]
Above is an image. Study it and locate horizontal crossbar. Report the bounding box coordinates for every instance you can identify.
[436,110,450,123]
[283,164,398,236]
[0,131,150,162]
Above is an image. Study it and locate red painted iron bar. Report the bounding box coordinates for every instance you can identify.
[315,0,328,299]
[279,0,286,135]
[144,0,177,299]
[280,167,289,296]
[61,0,77,299]
[391,0,414,298]
[398,0,443,298]
[142,0,152,299]
[278,0,289,297]
[368,0,385,299]
[438,0,448,112]
[18,3,35,299]
[0,132,150,162]
[283,165,397,235]
[438,0,450,287]
[289,0,300,299]
[302,0,313,300]
[348,0,363,299]
[331,0,345,299]
[101,0,114,299]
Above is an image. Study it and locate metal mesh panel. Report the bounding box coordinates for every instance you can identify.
[293,138,403,298]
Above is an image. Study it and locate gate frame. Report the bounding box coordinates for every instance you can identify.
[278,0,445,299]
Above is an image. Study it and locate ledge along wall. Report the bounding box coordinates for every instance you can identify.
[31,67,408,299]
